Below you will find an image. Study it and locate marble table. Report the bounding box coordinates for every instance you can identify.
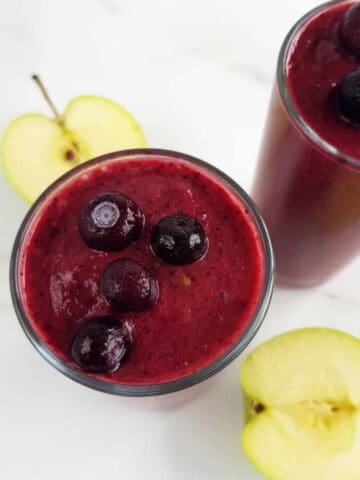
[1,0,359,478]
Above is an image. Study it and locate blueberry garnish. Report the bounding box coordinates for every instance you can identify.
[100,258,159,312]
[339,3,360,56]
[335,67,360,126]
[70,316,131,373]
[151,213,208,265]
[79,192,144,252]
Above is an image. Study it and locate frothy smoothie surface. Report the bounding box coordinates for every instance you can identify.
[287,1,360,159]
[20,154,265,384]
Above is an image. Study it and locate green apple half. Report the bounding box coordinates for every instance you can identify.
[240,328,360,480]
[1,94,147,203]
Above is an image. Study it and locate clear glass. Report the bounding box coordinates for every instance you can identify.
[10,148,274,397]
[253,0,360,287]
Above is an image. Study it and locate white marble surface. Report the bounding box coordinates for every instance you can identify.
[0,1,359,479]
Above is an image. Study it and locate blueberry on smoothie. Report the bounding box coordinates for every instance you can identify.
[339,3,360,56]
[79,192,144,252]
[70,316,131,373]
[336,67,360,125]
[151,213,208,265]
[100,258,159,312]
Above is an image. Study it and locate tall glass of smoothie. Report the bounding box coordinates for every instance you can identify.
[11,149,273,396]
[253,0,360,287]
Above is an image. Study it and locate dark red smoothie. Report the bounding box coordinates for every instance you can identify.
[19,152,265,385]
[253,0,360,286]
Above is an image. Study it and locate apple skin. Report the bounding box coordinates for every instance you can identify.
[240,328,360,480]
[1,95,147,203]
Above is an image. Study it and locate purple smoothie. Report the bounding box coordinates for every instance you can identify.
[253,0,360,287]
[19,152,266,384]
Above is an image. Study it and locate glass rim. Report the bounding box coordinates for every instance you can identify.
[277,0,360,169]
[10,148,274,397]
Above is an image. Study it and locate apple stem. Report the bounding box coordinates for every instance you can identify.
[31,74,80,162]
[31,74,64,126]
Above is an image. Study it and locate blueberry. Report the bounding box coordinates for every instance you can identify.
[151,213,208,265]
[339,3,360,55]
[100,258,159,312]
[79,192,144,252]
[335,67,360,125]
[70,316,131,373]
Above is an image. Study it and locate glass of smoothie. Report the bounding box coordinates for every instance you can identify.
[253,0,360,287]
[10,149,274,396]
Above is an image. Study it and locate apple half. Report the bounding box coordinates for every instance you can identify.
[1,94,147,203]
[240,328,360,480]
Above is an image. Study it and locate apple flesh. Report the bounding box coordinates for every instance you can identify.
[1,95,147,203]
[240,328,360,480]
